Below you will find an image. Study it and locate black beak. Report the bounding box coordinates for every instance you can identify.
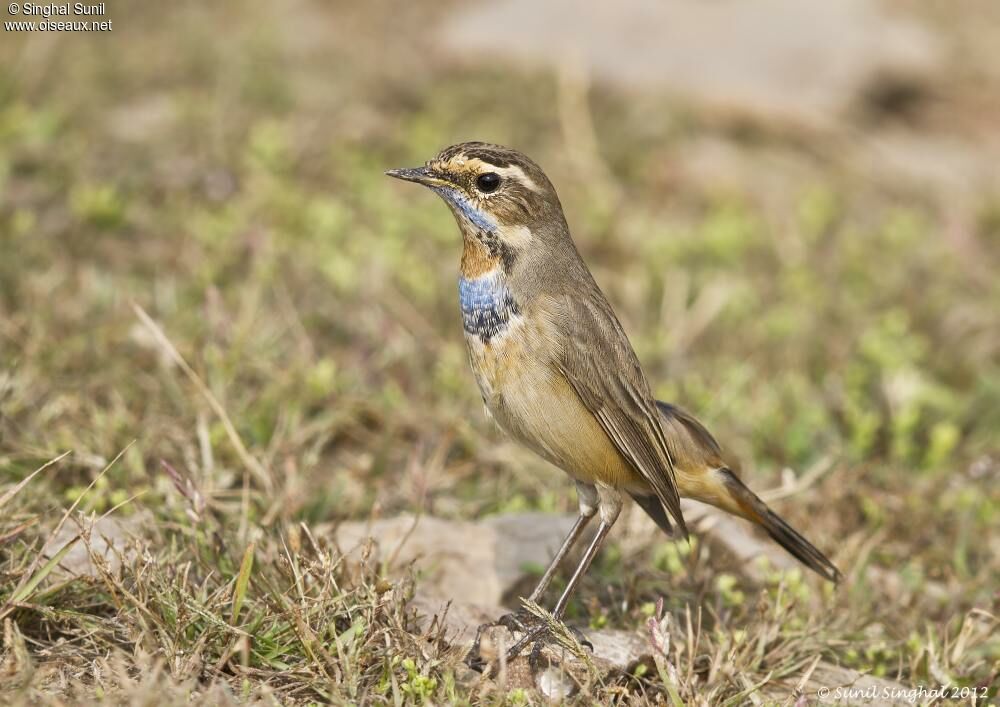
[384,166,451,187]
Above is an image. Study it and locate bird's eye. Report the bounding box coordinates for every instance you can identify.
[475,172,501,193]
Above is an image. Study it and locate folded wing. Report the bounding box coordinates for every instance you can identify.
[554,291,688,537]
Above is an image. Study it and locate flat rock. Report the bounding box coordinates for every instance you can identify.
[337,505,823,610]
[334,513,580,606]
[439,0,940,128]
[409,594,509,645]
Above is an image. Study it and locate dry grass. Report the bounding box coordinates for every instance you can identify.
[2,0,999,703]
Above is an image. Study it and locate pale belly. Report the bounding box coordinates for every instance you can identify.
[464,319,643,490]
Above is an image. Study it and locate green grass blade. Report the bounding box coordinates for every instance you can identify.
[231,541,255,625]
[10,535,79,604]
[0,451,70,511]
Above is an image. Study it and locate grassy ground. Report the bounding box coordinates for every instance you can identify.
[2,0,999,703]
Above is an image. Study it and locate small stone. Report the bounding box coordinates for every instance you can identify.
[536,664,576,700]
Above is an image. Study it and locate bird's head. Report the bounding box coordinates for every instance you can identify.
[386,142,569,272]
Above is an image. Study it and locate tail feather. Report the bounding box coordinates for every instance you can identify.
[630,492,674,537]
[651,399,841,582]
[718,468,842,583]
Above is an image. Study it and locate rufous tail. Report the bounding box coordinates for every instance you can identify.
[718,468,842,583]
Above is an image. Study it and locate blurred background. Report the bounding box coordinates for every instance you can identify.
[1,0,998,702]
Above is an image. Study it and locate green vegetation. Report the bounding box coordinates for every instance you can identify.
[1,1,998,703]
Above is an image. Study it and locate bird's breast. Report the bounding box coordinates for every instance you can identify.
[458,269,532,409]
[459,284,642,490]
[458,270,521,342]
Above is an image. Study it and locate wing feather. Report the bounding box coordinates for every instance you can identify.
[553,291,688,537]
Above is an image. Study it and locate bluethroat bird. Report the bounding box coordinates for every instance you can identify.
[387,142,840,662]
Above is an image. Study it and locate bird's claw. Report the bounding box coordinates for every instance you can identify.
[464,610,538,671]
[506,621,593,665]
[465,608,594,673]
[496,607,543,634]
[569,624,594,652]
[464,647,487,673]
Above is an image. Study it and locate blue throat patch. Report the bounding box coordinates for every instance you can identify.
[458,273,520,342]
[434,187,496,232]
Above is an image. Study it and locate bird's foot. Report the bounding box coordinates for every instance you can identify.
[506,619,593,671]
[495,607,543,635]
[464,610,535,672]
[464,608,593,674]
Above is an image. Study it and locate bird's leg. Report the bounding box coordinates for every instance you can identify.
[506,487,623,662]
[495,514,591,635]
[465,484,599,671]
[496,482,599,636]
[552,519,616,617]
[528,486,598,602]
